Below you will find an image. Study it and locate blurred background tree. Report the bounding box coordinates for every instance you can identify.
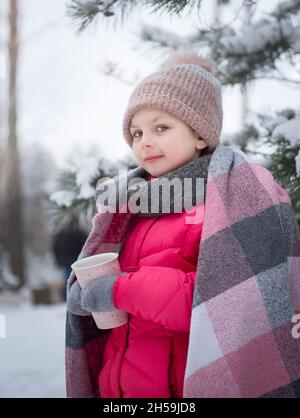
[1,0,25,290]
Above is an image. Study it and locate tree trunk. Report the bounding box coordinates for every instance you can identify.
[6,0,25,288]
[240,4,253,127]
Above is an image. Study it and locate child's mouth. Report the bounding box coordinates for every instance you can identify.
[145,156,163,163]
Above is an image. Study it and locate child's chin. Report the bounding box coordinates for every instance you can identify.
[149,169,168,177]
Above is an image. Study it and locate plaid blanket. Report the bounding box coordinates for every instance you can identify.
[65,144,300,398]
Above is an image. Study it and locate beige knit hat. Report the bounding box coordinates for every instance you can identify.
[122,50,223,151]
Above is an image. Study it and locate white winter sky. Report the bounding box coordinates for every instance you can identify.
[0,0,299,168]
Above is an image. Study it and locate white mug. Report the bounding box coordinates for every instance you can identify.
[71,252,128,329]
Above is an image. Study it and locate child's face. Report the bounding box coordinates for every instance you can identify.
[130,107,208,177]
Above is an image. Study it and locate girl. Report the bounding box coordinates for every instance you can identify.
[65,50,300,398]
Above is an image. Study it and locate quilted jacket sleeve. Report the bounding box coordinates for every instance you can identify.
[113,266,195,332]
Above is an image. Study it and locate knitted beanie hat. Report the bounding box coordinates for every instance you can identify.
[122,50,223,151]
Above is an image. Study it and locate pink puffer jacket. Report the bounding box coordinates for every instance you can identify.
[98,200,205,398]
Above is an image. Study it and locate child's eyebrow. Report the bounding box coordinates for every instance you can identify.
[130,116,165,129]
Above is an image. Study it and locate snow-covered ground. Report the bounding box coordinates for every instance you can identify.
[0,301,66,398]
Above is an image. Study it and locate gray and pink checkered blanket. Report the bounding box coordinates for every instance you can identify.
[65,144,300,398]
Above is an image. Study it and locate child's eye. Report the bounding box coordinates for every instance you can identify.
[131,125,169,140]
[156,124,169,133]
[132,130,142,139]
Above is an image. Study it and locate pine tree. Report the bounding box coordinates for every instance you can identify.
[56,0,300,224]
[48,152,138,226]
[67,0,202,32]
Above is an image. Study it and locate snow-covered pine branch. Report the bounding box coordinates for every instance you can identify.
[139,23,192,50]
[259,109,300,215]
[48,154,137,225]
[137,1,300,85]
[221,108,300,216]
[67,0,203,32]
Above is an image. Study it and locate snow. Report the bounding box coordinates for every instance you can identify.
[272,118,300,146]
[265,115,288,130]
[50,190,76,207]
[140,23,191,51]
[76,156,99,199]
[218,0,300,57]
[76,157,99,185]
[0,302,66,397]
[220,17,300,56]
[78,182,96,199]
[50,153,136,209]
[272,0,300,16]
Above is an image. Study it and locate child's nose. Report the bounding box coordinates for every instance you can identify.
[139,133,154,147]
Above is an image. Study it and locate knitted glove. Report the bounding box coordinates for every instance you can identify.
[66,280,91,317]
[81,274,119,313]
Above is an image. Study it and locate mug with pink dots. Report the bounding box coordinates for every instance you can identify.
[71,252,128,329]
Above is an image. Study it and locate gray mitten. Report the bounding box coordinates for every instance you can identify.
[81,275,119,313]
[66,280,91,317]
